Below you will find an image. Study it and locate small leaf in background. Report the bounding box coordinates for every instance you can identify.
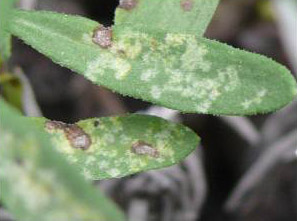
[0,73,23,111]
[0,100,125,221]
[115,0,220,36]
[0,68,42,116]
[8,10,297,115]
[31,114,199,180]
[0,0,17,60]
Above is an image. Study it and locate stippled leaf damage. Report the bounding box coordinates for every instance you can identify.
[31,115,199,180]
[0,100,125,221]
[7,10,297,115]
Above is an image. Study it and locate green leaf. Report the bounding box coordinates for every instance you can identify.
[115,0,220,36]
[0,0,17,60]
[0,100,125,221]
[0,73,23,112]
[31,115,199,180]
[7,10,297,115]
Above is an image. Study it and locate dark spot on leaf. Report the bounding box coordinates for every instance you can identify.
[117,49,127,57]
[180,0,194,11]
[94,120,100,127]
[64,125,92,150]
[15,156,24,166]
[131,141,159,158]
[92,25,113,49]
[45,120,92,150]
[119,0,138,11]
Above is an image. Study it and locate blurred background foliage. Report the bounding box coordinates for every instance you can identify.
[0,0,296,220]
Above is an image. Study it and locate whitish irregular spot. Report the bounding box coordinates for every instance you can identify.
[180,0,194,11]
[141,69,157,82]
[85,53,131,81]
[45,120,92,150]
[241,89,267,109]
[151,86,162,99]
[165,33,187,46]
[164,65,240,113]
[181,36,211,72]
[82,33,93,44]
[107,168,121,177]
[131,141,159,158]
[111,31,144,59]
[119,0,138,10]
[92,25,112,49]
[85,30,241,113]
[83,168,93,180]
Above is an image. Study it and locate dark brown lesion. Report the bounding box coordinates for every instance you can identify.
[180,0,194,12]
[131,140,159,158]
[45,120,92,150]
[92,25,113,49]
[93,120,100,128]
[119,0,138,11]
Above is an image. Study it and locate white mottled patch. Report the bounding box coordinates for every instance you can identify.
[98,160,109,170]
[165,33,187,46]
[141,69,157,82]
[164,65,240,112]
[218,66,240,91]
[84,30,242,113]
[83,168,92,180]
[108,150,118,158]
[113,38,142,59]
[82,33,93,44]
[181,36,211,72]
[85,53,131,81]
[241,89,267,109]
[195,102,211,113]
[107,168,120,177]
[151,86,162,99]
[51,134,76,155]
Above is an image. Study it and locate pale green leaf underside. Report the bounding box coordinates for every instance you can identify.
[8,10,297,115]
[31,114,199,180]
[0,0,17,60]
[115,0,220,36]
[0,100,125,221]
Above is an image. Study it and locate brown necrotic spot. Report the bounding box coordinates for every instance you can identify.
[45,120,91,150]
[180,0,194,11]
[131,141,159,158]
[93,120,100,127]
[92,25,113,49]
[64,125,92,150]
[119,0,138,11]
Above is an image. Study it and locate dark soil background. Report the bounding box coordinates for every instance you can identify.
[1,0,297,221]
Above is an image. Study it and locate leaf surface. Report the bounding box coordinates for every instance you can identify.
[8,10,297,115]
[0,73,23,111]
[31,114,199,180]
[0,0,17,60]
[115,0,220,36]
[0,100,125,221]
